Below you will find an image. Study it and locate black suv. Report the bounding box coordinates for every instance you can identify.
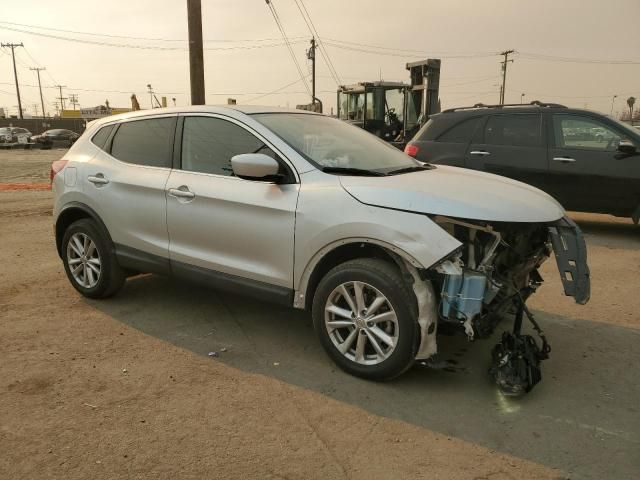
[405,102,640,224]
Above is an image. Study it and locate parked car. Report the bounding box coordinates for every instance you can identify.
[32,129,80,149]
[404,102,640,224]
[0,126,33,148]
[51,106,589,394]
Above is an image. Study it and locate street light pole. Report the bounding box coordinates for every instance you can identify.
[521,93,525,104]
[610,95,617,116]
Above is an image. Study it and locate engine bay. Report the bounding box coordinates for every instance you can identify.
[422,215,590,395]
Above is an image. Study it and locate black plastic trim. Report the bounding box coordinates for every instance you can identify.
[56,202,114,257]
[171,259,294,306]
[113,243,294,306]
[548,216,591,305]
[114,243,171,275]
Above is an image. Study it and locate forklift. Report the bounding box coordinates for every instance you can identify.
[336,59,441,148]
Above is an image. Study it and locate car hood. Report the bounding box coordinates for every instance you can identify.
[339,165,565,223]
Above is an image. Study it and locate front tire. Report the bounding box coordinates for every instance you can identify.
[312,258,419,381]
[61,219,125,298]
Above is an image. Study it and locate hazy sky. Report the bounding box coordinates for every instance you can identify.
[1,0,638,117]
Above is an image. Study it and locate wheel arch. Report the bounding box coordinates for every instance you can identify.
[55,202,113,258]
[294,238,422,310]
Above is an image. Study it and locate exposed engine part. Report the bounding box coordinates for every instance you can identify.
[404,261,439,360]
[489,301,551,396]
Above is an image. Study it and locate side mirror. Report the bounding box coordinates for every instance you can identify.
[617,139,637,155]
[231,153,281,181]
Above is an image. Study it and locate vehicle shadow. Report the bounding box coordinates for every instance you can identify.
[87,274,640,480]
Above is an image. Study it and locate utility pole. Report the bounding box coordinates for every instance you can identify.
[30,67,46,118]
[2,42,24,119]
[187,0,205,105]
[55,85,67,112]
[499,49,514,105]
[69,93,79,110]
[32,103,39,116]
[307,38,316,106]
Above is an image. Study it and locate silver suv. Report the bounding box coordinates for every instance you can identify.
[52,106,590,393]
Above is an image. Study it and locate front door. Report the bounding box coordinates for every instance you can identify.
[166,115,299,290]
[465,113,548,190]
[545,113,640,216]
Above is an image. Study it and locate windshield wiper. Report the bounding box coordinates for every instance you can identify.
[386,165,431,175]
[321,167,387,177]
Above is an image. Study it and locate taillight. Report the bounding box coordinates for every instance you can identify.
[404,143,419,157]
[50,160,69,183]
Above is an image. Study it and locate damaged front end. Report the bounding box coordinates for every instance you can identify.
[415,215,590,396]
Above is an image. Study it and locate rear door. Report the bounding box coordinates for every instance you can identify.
[416,116,484,167]
[465,113,548,189]
[86,115,176,261]
[166,114,299,290]
[545,113,640,216]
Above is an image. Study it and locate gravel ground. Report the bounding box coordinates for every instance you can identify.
[1,150,638,479]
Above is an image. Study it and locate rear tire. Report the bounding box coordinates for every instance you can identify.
[312,258,418,381]
[61,219,125,299]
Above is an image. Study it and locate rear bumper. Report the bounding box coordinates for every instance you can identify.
[548,216,590,305]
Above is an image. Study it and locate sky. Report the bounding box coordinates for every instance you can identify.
[0,0,638,118]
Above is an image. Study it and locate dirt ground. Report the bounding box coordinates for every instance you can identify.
[1,149,638,479]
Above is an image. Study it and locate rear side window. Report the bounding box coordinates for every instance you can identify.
[437,117,482,143]
[483,114,541,147]
[110,117,176,168]
[181,116,272,176]
[91,125,114,150]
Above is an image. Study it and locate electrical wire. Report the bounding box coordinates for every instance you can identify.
[518,51,640,65]
[293,0,341,86]
[0,24,304,51]
[265,0,311,96]
[323,41,497,59]
[243,75,310,103]
[0,20,306,44]
[325,37,497,57]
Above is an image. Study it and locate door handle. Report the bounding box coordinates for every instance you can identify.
[469,150,491,156]
[552,157,576,163]
[168,187,195,199]
[87,174,109,185]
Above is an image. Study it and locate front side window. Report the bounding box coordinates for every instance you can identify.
[110,117,176,168]
[553,115,622,151]
[438,117,482,143]
[253,113,419,173]
[484,114,541,147]
[181,116,272,176]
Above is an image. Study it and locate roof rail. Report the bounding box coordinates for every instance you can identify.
[441,100,567,113]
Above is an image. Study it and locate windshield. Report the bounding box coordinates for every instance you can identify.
[0,128,11,134]
[605,115,640,139]
[253,113,419,173]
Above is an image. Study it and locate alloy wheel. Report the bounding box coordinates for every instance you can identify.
[66,232,101,288]
[324,281,399,365]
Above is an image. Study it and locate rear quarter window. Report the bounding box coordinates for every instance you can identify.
[91,125,115,150]
[437,117,482,143]
[109,117,176,168]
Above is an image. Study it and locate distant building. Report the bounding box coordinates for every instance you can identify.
[61,105,131,120]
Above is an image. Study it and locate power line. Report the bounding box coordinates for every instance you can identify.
[518,51,640,65]
[0,24,305,51]
[0,20,306,44]
[293,0,341,86]
[243,75,311,103]
[325,37,496,57]
[265,0,311,97]
[323,41,497,59]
